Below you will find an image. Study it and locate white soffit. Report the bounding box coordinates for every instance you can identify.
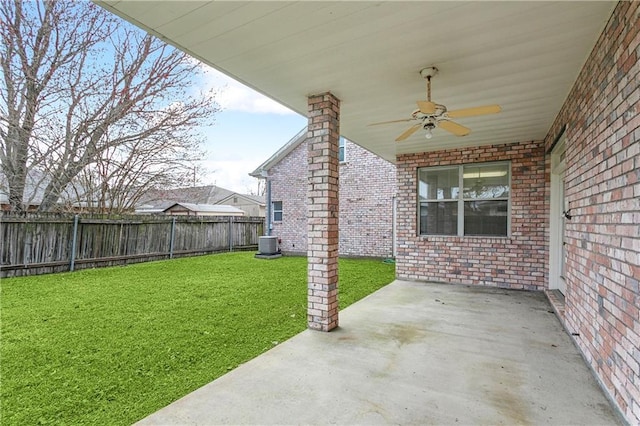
[98,1,615,163]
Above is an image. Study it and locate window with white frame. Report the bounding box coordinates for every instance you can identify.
[272,201,283,222]
[339,136,346,162]
[418,162,510,236]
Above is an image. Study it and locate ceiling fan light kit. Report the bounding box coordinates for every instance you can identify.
[369,66,502,142]
[423,121,436,139]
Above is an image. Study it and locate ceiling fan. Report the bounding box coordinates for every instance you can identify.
[369,67,501,141]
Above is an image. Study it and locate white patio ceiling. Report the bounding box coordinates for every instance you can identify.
[97,1,615,163]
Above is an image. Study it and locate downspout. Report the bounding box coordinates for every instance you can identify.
[262,170,272,236]
[392,196,397,258]
[266,179,272,236]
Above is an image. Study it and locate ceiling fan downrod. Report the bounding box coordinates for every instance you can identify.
[420,66,438,102]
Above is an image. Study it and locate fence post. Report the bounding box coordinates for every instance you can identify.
[70,215,79,272]
[23,228,32,267]
[228,216,233,252]
[169,217,176,259]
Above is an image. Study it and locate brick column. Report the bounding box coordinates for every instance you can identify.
[307,92,340,332]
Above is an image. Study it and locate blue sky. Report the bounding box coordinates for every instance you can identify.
[194,66,307,194]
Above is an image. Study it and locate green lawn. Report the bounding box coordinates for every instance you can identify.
[0,252,395,425]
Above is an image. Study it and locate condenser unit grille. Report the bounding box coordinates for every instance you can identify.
[258,236,278,255]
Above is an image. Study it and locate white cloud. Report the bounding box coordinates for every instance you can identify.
[198,65,296,116]
[182,60,307,194]
[199,158,263,194]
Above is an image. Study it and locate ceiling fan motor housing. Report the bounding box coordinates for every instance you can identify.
[420,67,438,79]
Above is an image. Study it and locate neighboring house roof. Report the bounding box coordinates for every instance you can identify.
[135,200,176,212]
[216,193,265,206]
[138,185,263,211]
[0,170,92,207]
[249,127,307,178]
[163,203,245,215]
[134,204,166,215]
[138,185,236,206]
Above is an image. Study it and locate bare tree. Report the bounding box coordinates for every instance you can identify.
[72,135,206,213]
[246,178,266,197]
[0,0,218,212]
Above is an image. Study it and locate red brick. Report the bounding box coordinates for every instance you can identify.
[396,140,547,292]
[544,3,640,423]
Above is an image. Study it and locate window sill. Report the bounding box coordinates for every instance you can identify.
[418,235,512,243]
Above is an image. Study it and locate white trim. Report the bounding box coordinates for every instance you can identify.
[272,200,283,222]
[418,162,511,237]
[549,136,567,293]
[249,127,308,177]
[339,136,347,163]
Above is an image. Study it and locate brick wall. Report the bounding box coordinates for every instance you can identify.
[270,141,307,252]
[544,2,639,423]
[396,140,547,290]
[338,142,397,257]
[270,138,397,258]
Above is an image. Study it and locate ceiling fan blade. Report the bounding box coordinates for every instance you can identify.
[438,120,471,136]
[368,118,414,126]
[447,104,501,118]
[396,124,422,142]
[417,101,436,114]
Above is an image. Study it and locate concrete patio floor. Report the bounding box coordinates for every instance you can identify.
[136,280,620,425]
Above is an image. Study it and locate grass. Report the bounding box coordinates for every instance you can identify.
[0,252,395,425]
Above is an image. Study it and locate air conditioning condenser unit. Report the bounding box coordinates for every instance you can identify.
[257,236,280,256]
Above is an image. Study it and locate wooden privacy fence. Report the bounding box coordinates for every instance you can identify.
[0,213,264,278]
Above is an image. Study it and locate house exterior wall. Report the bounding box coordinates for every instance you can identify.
[339,141,397,257]
[396,141,547,290]
[221,197,265,217]
[270,139,397,258]
[164,206,194,216]
[270,140,308,253]
[544,2,639,423]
